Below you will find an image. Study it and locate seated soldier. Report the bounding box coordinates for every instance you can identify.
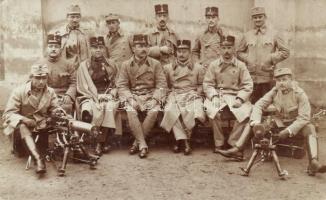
[203,35,253,157]
[2,63,63,174]
[76,36,121,156]
[40,34,76,114]
[117,34,167,159]
[218,68,326,175]
[161,39,206,155]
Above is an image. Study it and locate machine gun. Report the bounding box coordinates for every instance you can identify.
[240,115,288,179]
[26,111,101,176]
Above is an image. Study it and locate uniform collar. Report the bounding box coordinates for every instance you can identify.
[173,58,193,70]
[205,25,222,34]
[131,56,150,67]
[25,81,49,96]
[254,24,267,35]
[152,26,174,34]
[107,28,123,38]
[219,57,237,66]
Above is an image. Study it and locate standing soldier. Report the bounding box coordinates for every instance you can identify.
[203,35,253,156]
[76,36,121,156]
[192,6,225,68]
[40,34,76,114]
[237,6,290,103]
[161,39,206,155]
[104,13,133,68]
[148,4,178,65]
[117,34,167,159]
[217,68,326,176]
[2,63,63,174]
[59,4,89,68]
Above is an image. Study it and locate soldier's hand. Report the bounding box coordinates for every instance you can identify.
[51,108,66,117]
[145,99,158,110]
[212,96,220,108]
[21,117,37,128]
[61,95,73,104]
[232,98,243,108]
[278,129,290,140]
[160,46,173,54]
[128,98,140,111]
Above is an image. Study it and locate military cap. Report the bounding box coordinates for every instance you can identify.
[220,35,235,46]
[133,34,148,45]
[31,63,49,77]
[205,7,219,17]
[67,4,81,15]
[89,36,105,46]
[177,40,191,49]
[274,68,293,78]
[47,34,61,45]
[251,6,265,16]
[105,13,120,22]
[155,4,168,14]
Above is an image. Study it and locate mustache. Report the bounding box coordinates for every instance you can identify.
[159,20,166,24]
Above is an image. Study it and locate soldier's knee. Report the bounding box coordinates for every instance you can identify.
[301,124,317,138]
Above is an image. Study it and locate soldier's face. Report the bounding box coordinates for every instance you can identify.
[133,44,148,59]
[252,14,266,28]
[67,14,81,27]
[177,48,190,62]
[47,44,61,58]
[31,75,48,90]
[275,75,293,92]
[205,15,219,28]
[106,20,120,33]
[221,45,235,60]
[90,45,106,58]
[155,13,169,28]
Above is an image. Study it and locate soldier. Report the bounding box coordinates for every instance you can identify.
[237,6,290,103]
[217,68,326,176]
[161,39,206,155]
[76,36,121,156]
[2,63,63,174]
[203,35,253,156]
[59,4,89,67]
[192,6,225,68]
[117,34,167,158]
[148,4,178,65]
[104,13,133,68]
[39,34,76,114]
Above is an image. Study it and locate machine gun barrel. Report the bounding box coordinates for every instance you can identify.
[68,120,99,136]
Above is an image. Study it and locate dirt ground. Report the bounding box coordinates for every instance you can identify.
[0,130,326,200]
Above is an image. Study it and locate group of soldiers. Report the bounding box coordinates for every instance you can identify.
[2,4,326,176]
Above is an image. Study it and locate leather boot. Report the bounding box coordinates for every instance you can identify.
[24,135,46,174]
[139,148,148,159]
[307,134,326,175]
[129,143,139,155]
[184,139,192,155]
[217,147,244,161]
[173,140,181,153]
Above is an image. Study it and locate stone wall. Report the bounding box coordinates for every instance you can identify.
[0,0,326,110]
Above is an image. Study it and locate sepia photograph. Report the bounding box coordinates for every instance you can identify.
[0,0,325,199]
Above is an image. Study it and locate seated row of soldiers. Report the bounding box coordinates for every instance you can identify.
[3,32,326,177]
[2,4,326,176]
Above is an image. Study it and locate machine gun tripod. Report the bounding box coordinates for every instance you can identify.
[26,114,101,176]
[240,117,288,179]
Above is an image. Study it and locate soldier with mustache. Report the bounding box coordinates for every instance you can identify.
[192,7,225,68]
[147,4,179,65]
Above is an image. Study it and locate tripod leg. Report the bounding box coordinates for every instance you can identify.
[58,146,70,176]
[78,144,99,169]
[271,150,288,179]
[240,149,260,176]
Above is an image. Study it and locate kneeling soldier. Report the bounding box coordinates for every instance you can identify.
[117,34,167,158]
[76,36,121,156]
[2,63,63,174]
[218,68,326,175]
[161,39,206,155]
[203,35,253,157]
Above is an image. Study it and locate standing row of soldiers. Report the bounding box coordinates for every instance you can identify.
[2,4,326,176]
